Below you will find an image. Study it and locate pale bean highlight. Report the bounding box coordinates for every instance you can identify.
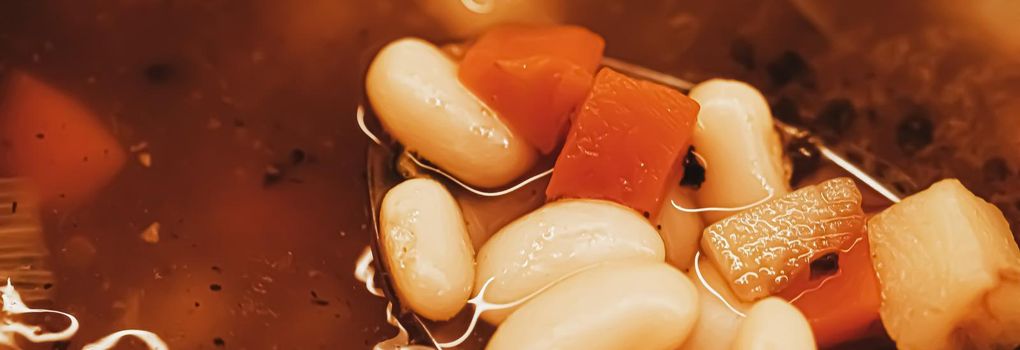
[380,178,475,321]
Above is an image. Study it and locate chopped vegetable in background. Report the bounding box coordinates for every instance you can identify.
[868,179,1020,350]
[459,24,604,153]
[0,71,126,206]
[546,68,698,218]
[701,177,866,302]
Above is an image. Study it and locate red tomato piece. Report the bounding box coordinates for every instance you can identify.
[459,24,604,153]
[779,235,883,348]
[0,71,126,206]
[545,68,699,218]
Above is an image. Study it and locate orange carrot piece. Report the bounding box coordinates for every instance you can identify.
[545,68,699,218]
[0,71,126,205]
[459,24,604,153]
[780,235,883,348]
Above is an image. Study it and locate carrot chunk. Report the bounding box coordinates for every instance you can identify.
[0,72,126,205]
[545,68,699,218]
[459,24,604,153]
[779,235,883,348]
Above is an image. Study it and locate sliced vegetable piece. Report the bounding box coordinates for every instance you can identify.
[779,235,881,348]
[459,24,604,153]
[0,71,126,205]
[546,68,699,218]
[868,179,1020,350]
[701,177,865,302]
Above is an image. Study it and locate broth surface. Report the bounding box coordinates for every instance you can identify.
[0,1,1017,348]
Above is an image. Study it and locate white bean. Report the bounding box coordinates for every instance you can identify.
[366,38,536,188]
[680,253,752,350]
[475,199,665,324]
[379,178,475,321]
[689,79,790,223]
[487,261,699,350]
[655,186,705,271]
[732,297,816,350]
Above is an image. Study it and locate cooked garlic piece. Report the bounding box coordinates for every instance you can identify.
[487,261,699,350]
[656,186,705,271]
[689,79,789,223]
[475,199,665,324]
[366,38,536,188]
[732,297,816,350]
[379,178,475,321]
[701,177,865,302]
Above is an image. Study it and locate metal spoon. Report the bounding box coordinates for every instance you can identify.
[359,56,914,348]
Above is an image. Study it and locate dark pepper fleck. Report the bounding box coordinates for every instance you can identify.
[983,157,1011,182]
[209,284,222,292]
[872,161,890,179]
[144,63,175,84]
[213,337,225,347]
[679,146,706,189]
[730,38,755,70]
[43,283,53,290]
[896,109,934,156]
[810,253,839,280]
[814,98,857,142]
[290,148,306,164]
[35,133,45,139]
[770,96,802,125]
[845,150,864,165]
[766,51,811,88]
[263,165,283,187]
[786,137,821,186]
[892,181,909,195]
[9,201,15,214]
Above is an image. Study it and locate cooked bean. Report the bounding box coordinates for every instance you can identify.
[655,186,705,271]
[475,199,665,324]
[732,297,816,350]
[366,38,536,188]
[487,261,699,350]
[688,79,790,223]
[379,178,475,321]
[679,253,751,350]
